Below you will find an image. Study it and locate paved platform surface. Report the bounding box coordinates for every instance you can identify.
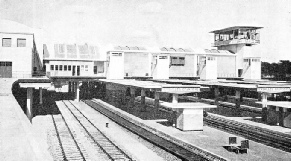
[0,78,52,161]
[92,99,291,161]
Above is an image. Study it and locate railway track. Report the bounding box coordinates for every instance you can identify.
[50,114,87,161]
[62,100,133,161]
[204,114,291,152]
[84,99,227,161]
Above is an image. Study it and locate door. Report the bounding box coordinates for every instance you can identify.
[0,62,12,78]
[72,66,76,76]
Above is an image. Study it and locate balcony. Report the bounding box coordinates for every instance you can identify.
[212,39,260,47]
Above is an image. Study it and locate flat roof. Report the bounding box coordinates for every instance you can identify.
[256,101,291,109]
[161,102,216,109]
[210,26,263,34]
[99,79,208,94]
[151,79,291,92]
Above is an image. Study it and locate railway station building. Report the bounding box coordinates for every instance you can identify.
[0,20,43,78]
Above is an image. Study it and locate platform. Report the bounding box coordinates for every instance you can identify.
[0,78,52,161]
[91,99,291,161]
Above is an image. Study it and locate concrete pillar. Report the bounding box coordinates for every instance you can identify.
[130,88,135,108]
[214,87,220,104]
[68,82,71,93]
[75,81,80,102]
[172,94,179,103]
[235,90,242,108]
[39,87,43,104]
[261,92,268,122]
[26,88,33,122]
[141,89,146,104]
[154,92,160,117]
[141,89,146,111]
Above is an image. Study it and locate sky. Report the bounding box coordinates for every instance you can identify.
[0,0,290,62]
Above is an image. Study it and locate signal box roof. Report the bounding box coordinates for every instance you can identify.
[210,26,263,34]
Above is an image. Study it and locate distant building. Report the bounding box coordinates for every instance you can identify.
[43,43,106,77]
[210,26,263,79]
[0,20,42,78]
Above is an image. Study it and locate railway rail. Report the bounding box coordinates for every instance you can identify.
[84,99,228,161]
[204,114,291,152]
[62,100,134,161]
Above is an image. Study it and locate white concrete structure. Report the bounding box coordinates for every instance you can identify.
[43,43,106,77]
[0,20,43,78]
[210,26,263,79]
[106,51,124,79]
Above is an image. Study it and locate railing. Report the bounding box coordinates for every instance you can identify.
[212,39,260,47]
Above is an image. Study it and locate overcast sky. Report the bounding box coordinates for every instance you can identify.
[0,0,290,62]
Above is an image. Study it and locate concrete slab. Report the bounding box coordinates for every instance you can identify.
[0,78,53,161]
[91,99,291,161]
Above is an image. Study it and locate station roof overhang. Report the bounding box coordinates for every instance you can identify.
[99,79,209,94]
[152,79,291,93]
[18,78,52,89]
[210,26,263,34]
[50,76,106,82]
[256,101,291,109]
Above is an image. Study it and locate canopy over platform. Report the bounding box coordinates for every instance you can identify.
[210,26,263,34]
[99,79,209,94]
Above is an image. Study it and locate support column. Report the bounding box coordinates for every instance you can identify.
[141,89,146,111]
[26,88,33,122]
[235,90,242,108]
[130,88,135,108]
[68,82,71,93]
[261,92,268,122]
[171,93,179,126]
[39,87,43,104]
[214,87,220,104]
[277,107,284,126]
[75,81,80,102]
[154,92,160,117]
[172,94,179,103]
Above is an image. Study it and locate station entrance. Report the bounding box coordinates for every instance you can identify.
[0,61,12,78]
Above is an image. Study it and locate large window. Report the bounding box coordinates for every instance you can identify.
[64,65,67,71]
[2,38,12,47]
[50,65,54,70]
[68,65,71,71]
[59,65,63,71]
[170,57,185,66]
[55,65,58,71]
[17,39,26,47]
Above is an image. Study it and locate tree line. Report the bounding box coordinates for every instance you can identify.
[261,60,291,80]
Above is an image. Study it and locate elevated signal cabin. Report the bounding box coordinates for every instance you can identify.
[210,26,263,79]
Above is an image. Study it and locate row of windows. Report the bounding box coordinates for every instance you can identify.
[170,57,185,66]
[244,59,260,62]
[2,38,26,47]
[50,65,90,71]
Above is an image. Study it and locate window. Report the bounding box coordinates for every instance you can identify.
[81,65,84,71]
[59,65,63,71]
[207,57,215,61]
[170,57,185,66]
[244,59,249,62]
[17,39,26,47]
[2,38,12,47]
[55,65,58,70]
[50,65,54,70]
[94,66,97,74]
[85,65,88,71]
[252,59,260,62]
[68,65,71,71]
[64,65,67,71]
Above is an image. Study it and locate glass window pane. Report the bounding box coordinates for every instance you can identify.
[2,38,12,47]
[17,39,26,47]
